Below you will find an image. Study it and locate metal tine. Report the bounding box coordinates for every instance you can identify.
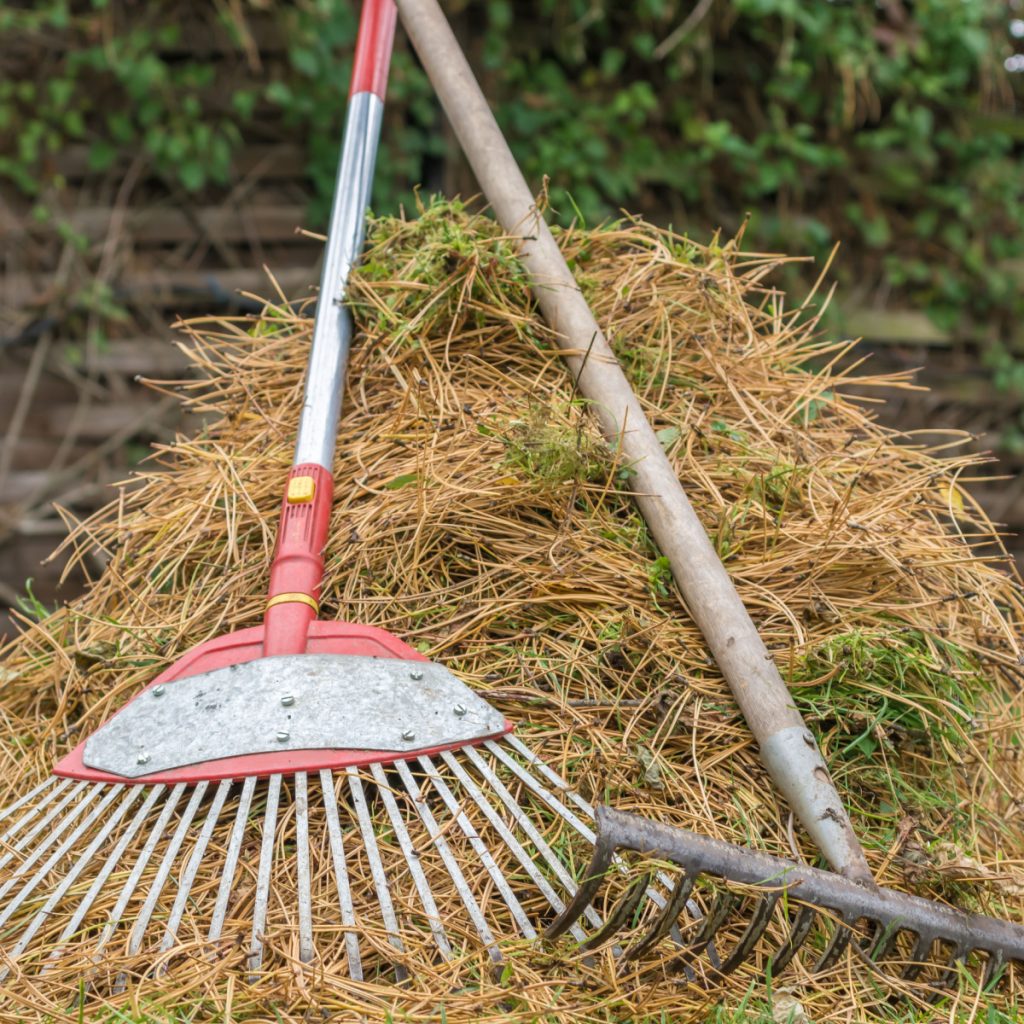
[117,781,209,992]
[928,940,970,991]
[714,892,781,976]
[348,766,407,982]
[456,747,602,935]
[248,773,281,978]
[418,755,535,940]
[624,873,696,962]
[814,912,858,974]
[0,780,91,872]
[668,891,736,975]
[487,740,594,840]
[981,949,1007,990]
[393,759,499,961]
[505,736,593,817]
[0,786,143,976]
[295,772,314,964]
[94,782,187,959]
[0,777,62,828]
[45,785,165,968]
[579,872,650,952]
[438,750,589,944]
[498,738,692,944]
[900,931,936,982]
[815,917,864,970]
[321,769,361,980]
[159,779,232,955]
[866,918,903,962]
[0,784,124,930]
[0,783,106,898]
[207,775,256,947]
[768,904,817,975]
[369,762,453,962]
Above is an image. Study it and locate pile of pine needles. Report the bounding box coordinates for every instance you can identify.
[1,198,1023,1022]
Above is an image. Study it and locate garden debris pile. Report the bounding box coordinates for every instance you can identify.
[1,200,1022,1021]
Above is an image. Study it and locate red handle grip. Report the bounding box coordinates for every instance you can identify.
[264,464,334,656]
[350,0,397,99]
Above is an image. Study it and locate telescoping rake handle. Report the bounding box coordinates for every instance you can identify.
[550,807,1024,988]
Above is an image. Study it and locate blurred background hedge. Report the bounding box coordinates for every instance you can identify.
[1,0,1022,626]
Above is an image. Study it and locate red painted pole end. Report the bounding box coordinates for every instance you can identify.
[350,0,398,100]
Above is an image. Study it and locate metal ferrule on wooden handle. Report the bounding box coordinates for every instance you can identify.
[395,0,873,885]
[265,0,396,656]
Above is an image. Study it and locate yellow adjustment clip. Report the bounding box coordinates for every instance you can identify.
[286,475,316,503]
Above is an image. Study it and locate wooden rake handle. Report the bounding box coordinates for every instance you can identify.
[394,0,873,885]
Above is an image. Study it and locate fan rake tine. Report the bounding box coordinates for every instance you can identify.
[418,755,536,940]
[110,783,209,993]
[45,785,164,969]
[0,777,62,829]
[348,766,407,981]
[207,775,256,947]
[159,779,232,955]
[394,759,498,961]
[0,780,91,873]
[0,785,124,931]
[370,762,453,961]
[505,736,594,818]
[93,781,185,959]
[0,786,143,977]
[458,747,602,935]
[0,783,107,898]
[438,750,587,943]
[321,769,362,980]
[126,783,209,956]
[248,773,281,978]
[295,772,314,964]
[623,874,695,962]
[486,740,594,840]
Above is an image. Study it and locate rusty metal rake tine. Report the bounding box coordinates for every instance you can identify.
[866,918,903,962]
[668,892,736,975]
[577,872,651,952]
[900,931,936,981]
[813,911,859,973]
[623,873,695,962]
[981,949,1007,991]
[926,941,971,992]
[715,892,781,976]
[768,904,818,974]
[544,821,616,941]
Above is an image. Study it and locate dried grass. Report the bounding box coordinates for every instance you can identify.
[0,200,1022,1021]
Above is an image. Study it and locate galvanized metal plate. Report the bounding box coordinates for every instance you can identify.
[83,655,507,778]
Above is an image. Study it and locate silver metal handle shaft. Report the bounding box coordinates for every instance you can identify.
[293,92,385,470]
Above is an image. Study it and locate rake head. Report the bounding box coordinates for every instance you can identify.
[550,806,1024,991]
[0,625,622,990]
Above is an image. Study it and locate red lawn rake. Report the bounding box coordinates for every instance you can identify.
[0,0,628,988]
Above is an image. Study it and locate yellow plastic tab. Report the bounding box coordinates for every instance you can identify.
[267,592,319,613]
[286,475,316,504]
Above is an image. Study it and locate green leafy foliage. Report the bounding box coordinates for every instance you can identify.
[3,0,1022,419]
